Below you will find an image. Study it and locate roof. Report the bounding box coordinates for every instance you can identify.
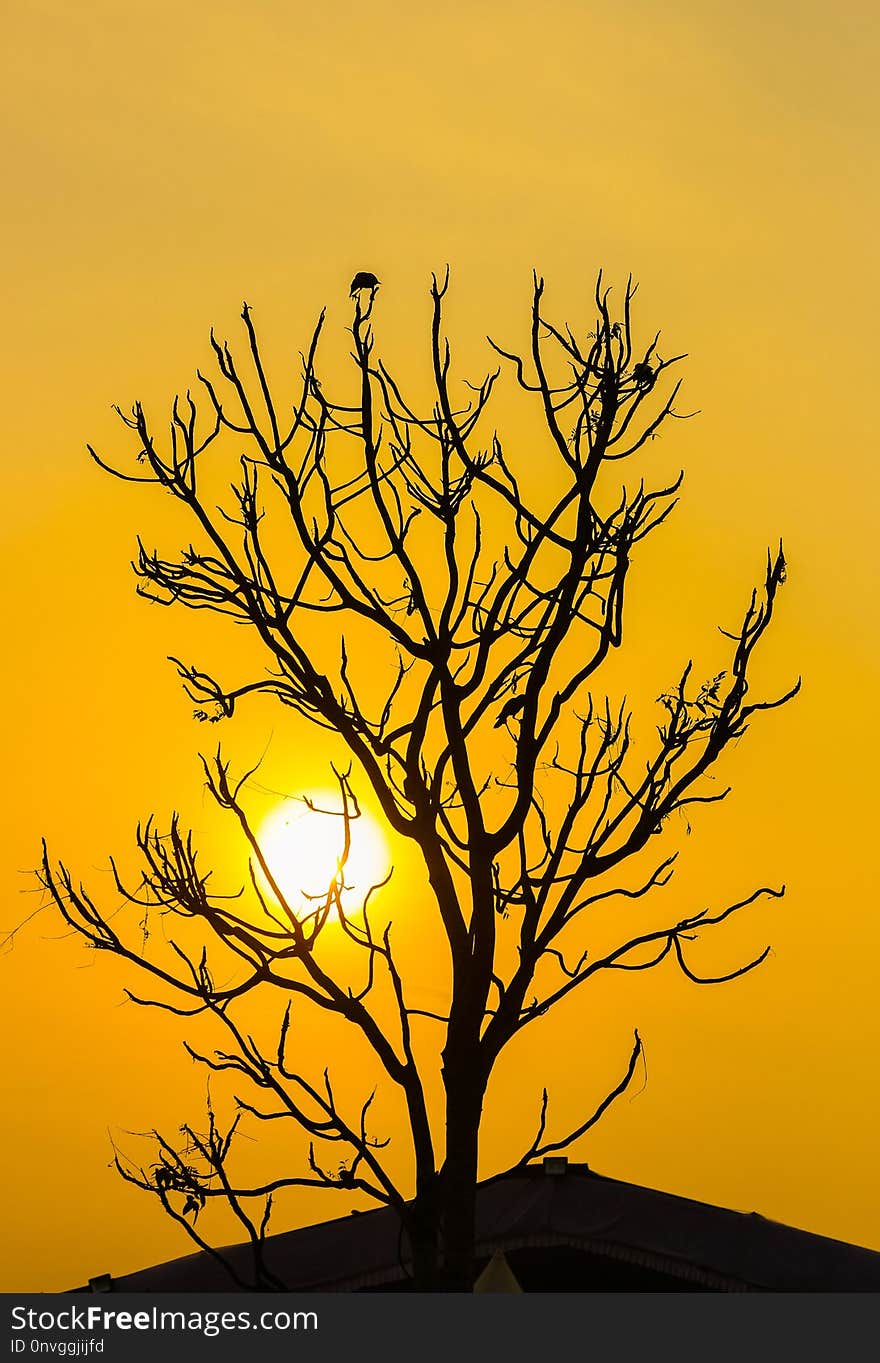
[81,1164,880,1293]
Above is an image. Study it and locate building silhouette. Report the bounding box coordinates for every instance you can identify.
[77,1162,880,1293]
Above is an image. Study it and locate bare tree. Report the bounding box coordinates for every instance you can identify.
[38,271,799,1290]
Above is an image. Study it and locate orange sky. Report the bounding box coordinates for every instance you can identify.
[2,0,879,1291]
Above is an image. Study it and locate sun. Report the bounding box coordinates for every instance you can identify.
[256,795,390,913]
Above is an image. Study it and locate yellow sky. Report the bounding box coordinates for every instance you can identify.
[2,0,879,1290]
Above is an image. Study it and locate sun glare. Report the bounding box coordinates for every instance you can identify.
[256,796,390,914]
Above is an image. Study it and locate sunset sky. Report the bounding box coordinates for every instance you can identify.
[2,0,879,1291]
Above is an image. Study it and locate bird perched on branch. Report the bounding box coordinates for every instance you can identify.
[494,694,527,729]
[350,271,380,297]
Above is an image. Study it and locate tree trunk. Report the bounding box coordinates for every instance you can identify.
[406,1179,442,1290]
[438,1069,486,1290]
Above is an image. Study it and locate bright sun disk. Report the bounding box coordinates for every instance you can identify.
[256,797,390,913]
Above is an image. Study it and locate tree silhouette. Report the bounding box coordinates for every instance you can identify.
[38,271,799,1290]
